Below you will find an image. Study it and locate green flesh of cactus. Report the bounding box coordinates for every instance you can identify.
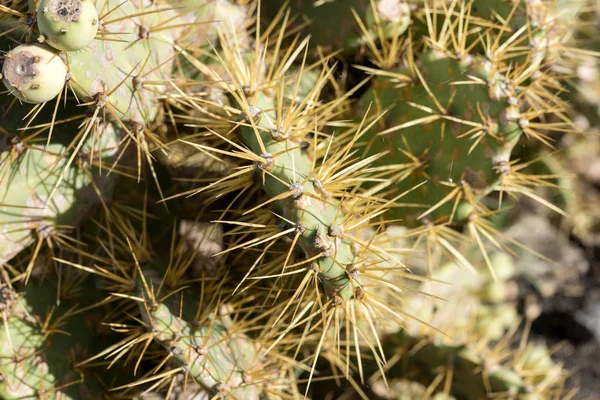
[0,88,120,264]
[143,303,275,399]
[358,51,523,225]
[63,0,180,123]
[0,281,104,399]
[0,0,581,398]
[239,94,358,300]
[0,125,120,264]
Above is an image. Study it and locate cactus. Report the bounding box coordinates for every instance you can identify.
[262,0,411,57]
[0,0,593,399]
[355,0,575,227]
[344,251,570,400]
[163,0,585,393]
[375,328,569,400]
[358,50,522,224]
[0,0,193,263]
[2,0,183,124]
[64,0,182,123]
[55,201,301,400]
[137,286,295,399]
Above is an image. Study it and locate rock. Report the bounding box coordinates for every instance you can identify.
[505,214,588,298]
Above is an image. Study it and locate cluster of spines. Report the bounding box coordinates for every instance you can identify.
[0,0,245,264]
[342,0,579,282]
[170,0,580,396]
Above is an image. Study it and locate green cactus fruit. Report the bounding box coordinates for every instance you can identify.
[263,0,411,57]
[0,281,105,399]
[36,0,99,51]
[1,43,67,104]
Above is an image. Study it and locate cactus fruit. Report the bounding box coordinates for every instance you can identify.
[1,43,67,104]
[36,0,99,52]
[2,0,184,123]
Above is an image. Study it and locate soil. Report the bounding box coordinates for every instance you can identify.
[518,239,600,400]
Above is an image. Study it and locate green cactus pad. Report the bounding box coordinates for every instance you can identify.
[0,117,120,264]
[65,0,181,123]
[358,51,523,225]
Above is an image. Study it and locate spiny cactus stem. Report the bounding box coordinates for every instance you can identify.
[240,93,358,301]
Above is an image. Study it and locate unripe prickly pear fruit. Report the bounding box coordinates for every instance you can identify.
[1,43,67,104]
[36,0,99,51]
